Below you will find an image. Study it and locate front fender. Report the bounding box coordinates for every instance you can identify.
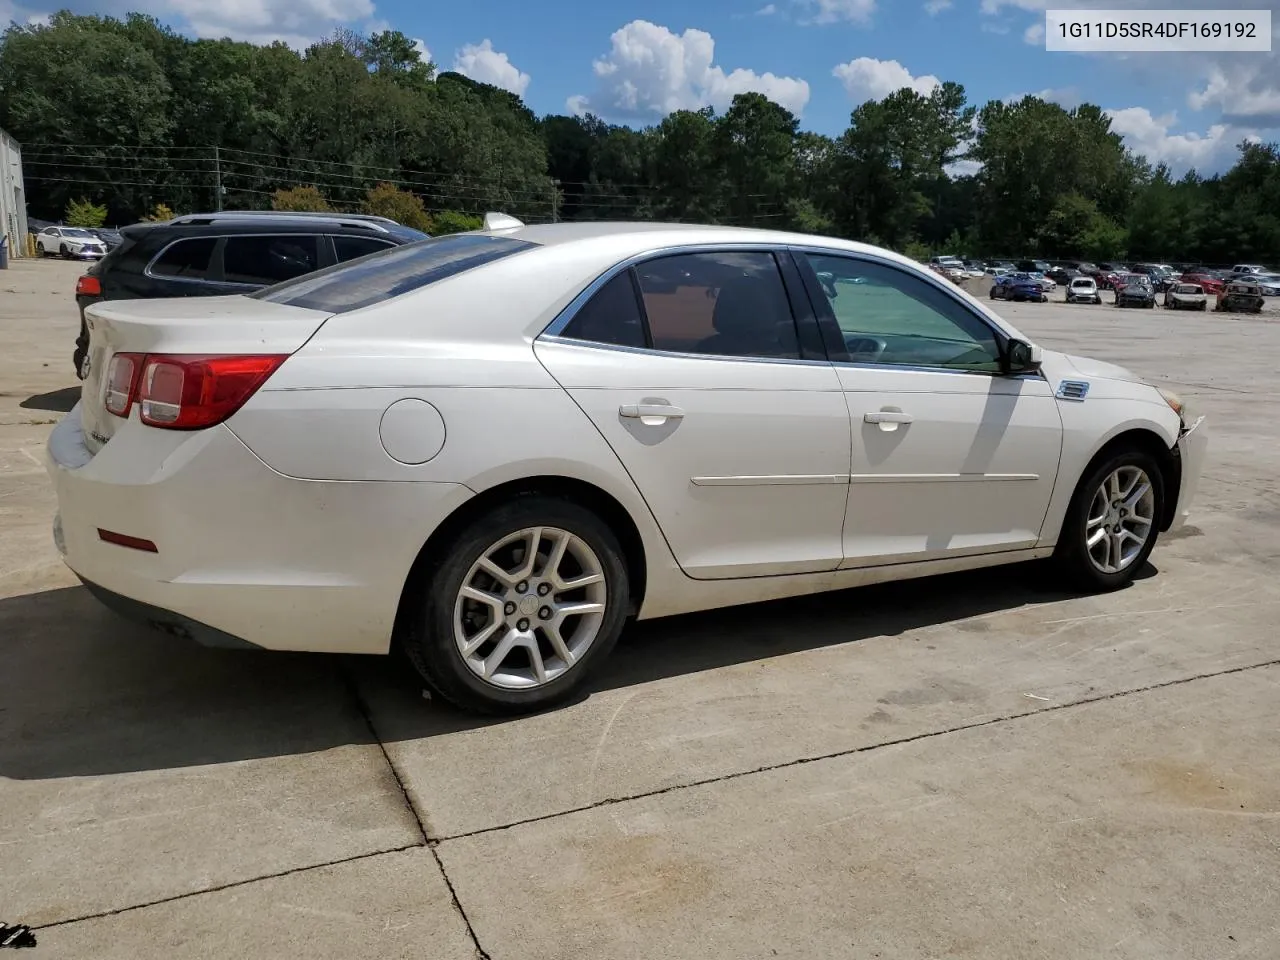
[1039,398,1181,546]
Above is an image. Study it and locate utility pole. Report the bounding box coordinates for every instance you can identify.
[213,146,223,211]
[551,179,560,223]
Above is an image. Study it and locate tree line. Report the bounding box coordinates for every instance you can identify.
[2,11,1278,263]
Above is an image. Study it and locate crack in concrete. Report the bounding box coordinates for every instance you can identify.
[31,655,1280,938]
[341,664,491,960]
[32,843,424,931]
[437,656,1280,842]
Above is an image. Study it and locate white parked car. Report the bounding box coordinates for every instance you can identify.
[36,226,107,259]
[1066,277,1102,304]
[46,218,1208,714]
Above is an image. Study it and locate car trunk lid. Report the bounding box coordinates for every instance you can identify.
[79,295,331,453]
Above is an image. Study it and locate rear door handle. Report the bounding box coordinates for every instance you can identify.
[619,403,685,422]
[864,410,913,424]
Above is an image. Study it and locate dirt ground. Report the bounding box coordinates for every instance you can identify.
[2,256,1278,959]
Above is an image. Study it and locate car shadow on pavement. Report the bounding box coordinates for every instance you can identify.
[0,561,1155,780]
[20,386,80,413]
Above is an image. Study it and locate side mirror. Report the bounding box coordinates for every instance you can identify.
[1004,338,1042,374]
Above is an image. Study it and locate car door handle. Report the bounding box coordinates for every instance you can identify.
[619,403,685,421]
[864,410,913,425]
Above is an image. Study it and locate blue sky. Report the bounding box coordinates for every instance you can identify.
[3,0,1278,174]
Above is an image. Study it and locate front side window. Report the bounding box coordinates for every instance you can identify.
[802,253,1002,372]
[254,233,533,314]
[150,237,217,280]
[632,251,800,360]
[223,235,320,285]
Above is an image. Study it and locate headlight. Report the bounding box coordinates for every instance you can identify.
[1157,387,1184,417]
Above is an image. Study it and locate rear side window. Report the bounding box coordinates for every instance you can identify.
[150,238,216,279]
[333,235,395,263]
[634,252,800,360]
[560,272,647,349]
[253,234,533,314]
[224,235,319,285]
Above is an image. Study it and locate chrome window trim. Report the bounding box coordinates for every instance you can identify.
[537,240,1047,382]
[538,334,836,369]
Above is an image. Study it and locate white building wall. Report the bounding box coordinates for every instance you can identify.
[0,128,28,259]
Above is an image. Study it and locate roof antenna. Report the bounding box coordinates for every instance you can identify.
[483,212,525,231]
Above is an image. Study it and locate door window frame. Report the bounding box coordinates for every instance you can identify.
[539,243,828,366]
[786,245,1044,381]
[145,233,339,289]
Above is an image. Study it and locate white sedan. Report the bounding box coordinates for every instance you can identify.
[36,226,107,259]
[47,217,1208,714]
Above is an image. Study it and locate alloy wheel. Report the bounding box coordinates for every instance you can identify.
[1085,466,1156,574]
[453,526,608,689]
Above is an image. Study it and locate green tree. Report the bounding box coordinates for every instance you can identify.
[829,83,973,248]
[431,210,483,233]
[714,93,800,227]
[651,107,723,222]
[272,185,332,211]
[362,182,432,230]
[65,198,108,227]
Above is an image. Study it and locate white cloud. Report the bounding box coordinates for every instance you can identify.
[1004,86,1081,108]
[833,57,940,103]
[800,0,876,25]
[412,38,431,64]
[1106,107,1248,174]
[570,20,810,118]
[756,3,778,14]
[945,158,983,177]
[1188,65,1280,127]
[452,39,530,96]
[924,0,952,13]
[160,0,374,46]
[1023,21,1044,44]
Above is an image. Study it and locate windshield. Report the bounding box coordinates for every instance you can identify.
[61,228,95,239]
[252,233,534,314]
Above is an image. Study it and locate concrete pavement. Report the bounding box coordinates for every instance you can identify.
[2,257,1278,958]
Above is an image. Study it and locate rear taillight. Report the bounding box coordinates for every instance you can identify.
[105,352,144,417]
[105,354,286,429]
[77,275,102,297]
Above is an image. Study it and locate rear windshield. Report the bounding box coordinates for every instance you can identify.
[251,233,534,314]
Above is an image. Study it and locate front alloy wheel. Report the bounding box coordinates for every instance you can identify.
[1054,449,1164,591]
[1084,466,1156,575]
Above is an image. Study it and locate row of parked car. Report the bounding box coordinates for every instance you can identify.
[927,254,1272,315]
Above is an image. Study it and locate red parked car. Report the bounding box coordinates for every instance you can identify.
[1180,272,1225,295]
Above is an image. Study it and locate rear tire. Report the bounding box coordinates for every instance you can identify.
[401,496,631,715]
[989,287,998,300]
[1053,449,1165,593]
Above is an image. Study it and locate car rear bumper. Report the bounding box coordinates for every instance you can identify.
[47,404,473,654]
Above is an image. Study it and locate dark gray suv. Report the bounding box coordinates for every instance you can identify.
[73,211,429,377]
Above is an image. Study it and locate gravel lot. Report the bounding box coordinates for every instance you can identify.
[2,258,1278,959]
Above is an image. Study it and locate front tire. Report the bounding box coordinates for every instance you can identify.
[1053,450,1164,592]
[402,497,631,715]
[60,244,70,258]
